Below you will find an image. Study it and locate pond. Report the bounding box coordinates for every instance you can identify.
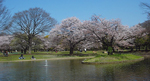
[0,56,150,81]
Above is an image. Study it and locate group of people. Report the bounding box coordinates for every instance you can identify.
[2,51,36,59]
[3,51,8,57]
[79,48,87,52]
[19,54,36,59]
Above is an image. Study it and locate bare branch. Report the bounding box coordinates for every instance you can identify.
[11,7,57,54]
[0,0,11,34]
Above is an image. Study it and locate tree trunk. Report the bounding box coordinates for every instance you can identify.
[28,36,32,54]
[29,46,31,54]
[136,46,138,51]
[24,49,26,54]
[111,52,113,55]
[10,49,12,53]
[69,46,74,55]
[21,50,23,53]
[107,46,113,55]
[145,45,148,51]
[130,47,133,52]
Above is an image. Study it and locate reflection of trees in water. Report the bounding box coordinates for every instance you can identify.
[102,67,115,81]
[121,58,150,80]
[0,58,150,81]
[94,58,150,81]
[95,64,116,81]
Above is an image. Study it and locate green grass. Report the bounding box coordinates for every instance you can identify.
[0,54,93,62]
[0,54,66,62]
[8,52,23,54]
[0,50,144,63]
[0,51,96,55]
[83,54,144,63]
[0,50,104,62]
[27,50,104,55]
[30,51,68,54]
[0,55,53,61]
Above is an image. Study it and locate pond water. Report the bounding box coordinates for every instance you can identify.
[0,56,150,81]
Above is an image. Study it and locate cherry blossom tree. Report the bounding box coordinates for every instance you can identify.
[49,15,147,54]
[130,24,147,51]
[83,15,131,55]
[119,24,147,51]
[77,40,101,51]
[50,17,88,54]
[0,35,13,52]
[49,24,63,51]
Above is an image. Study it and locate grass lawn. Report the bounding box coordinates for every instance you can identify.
[0,50,101,55]
[82,54,144,63]
[0,50,104,62]
[30,50,103,55]
[0,51,97,62]
[6,50,103,55]
[0,55,54,62]
[0,54,95,62]
[0,50,144,63]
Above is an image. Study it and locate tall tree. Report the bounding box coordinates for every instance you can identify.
[140,2,150,50]
[140,20,150,50]
[11,8,56,54]
[0,0,11,34]
[141,2,150,19]
[83,15,130,55]
[50,17,88,54]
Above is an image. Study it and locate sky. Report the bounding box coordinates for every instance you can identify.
[3,0,150,27]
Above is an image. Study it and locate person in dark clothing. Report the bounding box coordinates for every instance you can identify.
[31,55,36,59]
[3,51,8,57]
[5,51,8,57]
[19,54,25,59]
[3,51,6,56]
[32,55,34,58]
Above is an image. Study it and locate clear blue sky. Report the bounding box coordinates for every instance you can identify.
[3,0,150,27]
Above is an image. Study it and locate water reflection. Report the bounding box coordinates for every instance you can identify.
[0,57,150,81]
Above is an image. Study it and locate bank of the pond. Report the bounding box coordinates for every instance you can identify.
[0,54,94,62]
[82,54,144,64]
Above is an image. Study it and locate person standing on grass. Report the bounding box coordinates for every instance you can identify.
[80,49,82,52]
[6,51,8,57]
[2,51,5,56]
[85,48,86,52]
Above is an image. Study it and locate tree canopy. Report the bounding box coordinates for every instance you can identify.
[11,7,56,54]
